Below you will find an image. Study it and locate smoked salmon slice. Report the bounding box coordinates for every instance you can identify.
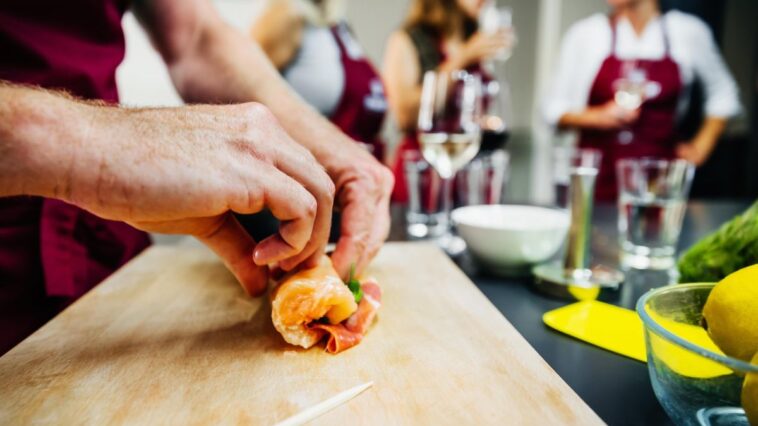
[270,257,381,353]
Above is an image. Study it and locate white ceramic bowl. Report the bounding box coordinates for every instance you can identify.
[452,205,570,273]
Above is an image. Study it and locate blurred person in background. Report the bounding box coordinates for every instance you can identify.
[0,0,392,355]
[542,0,740,201]
[251,0,387,161]
[382,0,515,203]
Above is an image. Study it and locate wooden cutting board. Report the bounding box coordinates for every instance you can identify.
[0,242,602,425]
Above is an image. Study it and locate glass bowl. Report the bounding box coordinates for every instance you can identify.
[637,283,758,426]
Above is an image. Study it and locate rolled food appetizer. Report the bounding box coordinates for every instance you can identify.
[270,256,382,353]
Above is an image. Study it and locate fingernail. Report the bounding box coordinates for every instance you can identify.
[252,249,268,265]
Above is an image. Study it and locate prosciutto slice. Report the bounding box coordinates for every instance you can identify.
[310,280,382,354]
[270,256,382,353]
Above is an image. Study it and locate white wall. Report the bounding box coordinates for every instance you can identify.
[117,0,268,107]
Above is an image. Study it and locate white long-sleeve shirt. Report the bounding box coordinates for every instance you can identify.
[542,10,741,127]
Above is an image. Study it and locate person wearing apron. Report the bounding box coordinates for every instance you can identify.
[251,0,387,160]
[580,16,682,200]
[542,0,741,201]
[0,0,395,356]
[382,0,514,203]
[0,0,151,354]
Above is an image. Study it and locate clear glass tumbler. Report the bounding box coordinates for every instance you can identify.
[456,149,509,206]
[552,146,603,209]
[403,150,447,240]
[617,158,695,270]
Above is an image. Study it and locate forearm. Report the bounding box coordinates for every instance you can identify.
[558,111,591,130]
[167,18,357,173]
[0,83,88,200]
[691,116,727,155]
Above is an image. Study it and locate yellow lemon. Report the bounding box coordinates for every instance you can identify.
[702,264,758,362]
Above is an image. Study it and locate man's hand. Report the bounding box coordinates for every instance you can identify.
[86,103,335,295]
[1,87,335,296]
[324,146,394,280]
[133,0,393,278]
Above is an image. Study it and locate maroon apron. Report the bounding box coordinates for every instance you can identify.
[579,16,682,201]
[329,23,387,161]
[391,42,493,203]
[0,0,150,354]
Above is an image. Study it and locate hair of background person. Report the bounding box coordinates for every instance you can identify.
[403,0,478,39]
[295,0,346,26]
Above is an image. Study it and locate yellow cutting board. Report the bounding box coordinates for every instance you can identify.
[543,300,732,378]
[0,242,601,425]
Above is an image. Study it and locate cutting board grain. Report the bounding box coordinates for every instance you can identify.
[0,242,602,425]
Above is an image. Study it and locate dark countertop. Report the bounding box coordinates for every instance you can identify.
[389,200,751,426]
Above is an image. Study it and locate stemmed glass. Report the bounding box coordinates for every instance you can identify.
[614,60,647,144]
[417,70,483,255]
[479,2,515,62]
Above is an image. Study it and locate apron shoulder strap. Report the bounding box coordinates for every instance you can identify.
[330,23,348,58]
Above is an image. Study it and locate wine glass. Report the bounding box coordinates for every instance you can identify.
[614,61,647,144]
[479,78,513,154]
[479,2,515,62]
[417,70,483,255]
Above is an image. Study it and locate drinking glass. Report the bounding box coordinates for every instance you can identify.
[456,149,509,206]
[417,70,483,254]
[552,146,602,209]
[616,158,695,270]
[404,151,446,239]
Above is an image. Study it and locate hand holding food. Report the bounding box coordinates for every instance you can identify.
[323,145,394,280]
[8,89,336,297]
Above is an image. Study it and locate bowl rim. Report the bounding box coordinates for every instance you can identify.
[451,204,569,230]
[636,282,758,373]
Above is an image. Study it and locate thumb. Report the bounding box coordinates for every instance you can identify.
[196,214,268,296]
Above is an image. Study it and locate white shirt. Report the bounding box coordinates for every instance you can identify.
[542,11,741,127]
[283,24,345,116]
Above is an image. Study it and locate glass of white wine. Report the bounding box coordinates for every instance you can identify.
[417,70,483,255]
[614,61,647,144]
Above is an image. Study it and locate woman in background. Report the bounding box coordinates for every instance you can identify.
[542,0,740,200]
[382,0,513,202]
[251,0,387,161]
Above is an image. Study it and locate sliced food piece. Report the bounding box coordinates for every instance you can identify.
[311,280,382,353]
[271,256,358,349]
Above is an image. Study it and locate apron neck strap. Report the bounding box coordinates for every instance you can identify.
[330,23,348,58]
[608,15,618,56]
